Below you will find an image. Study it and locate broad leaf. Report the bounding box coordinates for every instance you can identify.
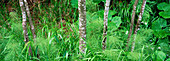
[157,2,170,18]
[108,10,117,20]
[108,16,121,31]
[159,11,170,18]
[152,51,166,61]
[157,2,170,11]
[152,18,169,38]
[152,18,167,30]
[153,28,170,38]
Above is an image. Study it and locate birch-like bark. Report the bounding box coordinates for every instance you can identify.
[19,0,32,55]
[126,0,139,51]
[24,0,36,41]
[131,0,146,52]
[23,0,40,58]
[78,0,86,53]
[102,0,110,50]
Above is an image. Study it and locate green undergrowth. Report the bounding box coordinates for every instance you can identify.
[0,0,169,60]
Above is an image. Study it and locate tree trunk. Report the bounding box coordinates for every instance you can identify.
[19,0,32,56]
[23,0,40,58]
[126,0,139,51]
[102,0,110,50]
[24,0,36,42]
[131,0,146,52]
[78,0,86,53]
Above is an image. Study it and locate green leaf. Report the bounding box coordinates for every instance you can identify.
[152,18,167,30]
[157,2,170,18]
[97,10,104,19]
[159,11,170,18]
[151,18,169,38]
[71,0,78,8]
[108,10,117,20]
[108,16,121,31]
[153,28,170,38]
[97,10,117,19]
[93,0,105,4]
[157,2,170,11]
[152,51,166,61]
[109,10,117,16]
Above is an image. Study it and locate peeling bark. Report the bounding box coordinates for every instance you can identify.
[126,0,139,51]
[78,0,86,53]
[102,0,110,50]
[131,0,146,52]
[19,0,32,55]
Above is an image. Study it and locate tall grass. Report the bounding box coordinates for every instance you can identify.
[0,0,169,60]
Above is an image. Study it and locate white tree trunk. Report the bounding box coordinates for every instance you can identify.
[131,0,146,52]
[24,0,36,41]
[19,0,32,56]
[78,0,86,53]
[102,0,110,50]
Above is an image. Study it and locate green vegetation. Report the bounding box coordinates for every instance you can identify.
[0,0,169,60]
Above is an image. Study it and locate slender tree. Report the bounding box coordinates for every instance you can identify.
[126,0,139,51]
[19,0,32,55]
[131,0,146,52]
[102,0,110,50]
[23,0,40,58]
[78,0,86,53]
[23,0,36,42]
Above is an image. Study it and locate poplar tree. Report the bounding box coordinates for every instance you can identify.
[102,0,110,50]
[19,0,32,55]
[78,0,86,53]
[126,0,139,51]
[131,0,146,52]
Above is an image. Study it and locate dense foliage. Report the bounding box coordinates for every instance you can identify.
[0,0,169,60]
